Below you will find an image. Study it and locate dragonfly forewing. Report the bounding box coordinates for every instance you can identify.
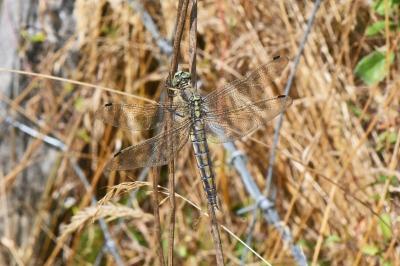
[106,119,191,171]
[244,55,289,88]
[95,102,188,131]
[204,95,292,143]
[203,56,289,114]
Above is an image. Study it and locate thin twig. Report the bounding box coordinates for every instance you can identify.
[208,204,225,265]
[168,0,190,79]
[0,68,157,104]
[151,167,166,266]
[166,117,176,266]
[189,0,197,88]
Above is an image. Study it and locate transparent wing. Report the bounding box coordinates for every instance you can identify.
[95,102,188,131]
[205,95,292,143]
[203,56,289,113]
[106,119,191,170]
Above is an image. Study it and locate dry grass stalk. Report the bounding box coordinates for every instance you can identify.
[151,167,166,266]
[165,1,191,265]
[60,204,152,239]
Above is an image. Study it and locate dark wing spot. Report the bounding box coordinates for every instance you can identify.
[114,151,122,157]
[273,55,281,60]
[105,103,113,107]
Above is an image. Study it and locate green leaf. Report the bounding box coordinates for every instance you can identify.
[129,228,148,246]
[177,245,188,258]
[361,244,379,256]
[373,0,386,15]
[227,16,238,30]
[30,32,46,43]
[76,129,90,143]
[63,83,74,93]
[382,260,393,266]
[20,30,46,43]
[74,97,85,112]
[390,175,399,186]
[376,131,398,151]
[101,25,119,38]
[233,238,246,255]
[378,175,398,186]
[376,131,388,151]
[347,102,362,117]
[378,130,388,140]
[354,51,395,85]
[378,174,389,183]
[367,20,399,36]
[318,259,331,266]
[366,21,386,36]
[373,0,399,15]
[387,131,398,144]
[71,206,79,214]
[77,226,103,263]
[372,193,381,202]
[297,239,315,250]
[379,213,392,241]
[324,234,341,246]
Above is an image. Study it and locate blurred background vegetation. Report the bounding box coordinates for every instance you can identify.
[0,0,399,265]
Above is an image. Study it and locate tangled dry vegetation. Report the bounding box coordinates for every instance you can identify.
[1,0,399,265]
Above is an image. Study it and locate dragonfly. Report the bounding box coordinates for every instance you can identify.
[95,55,292,209]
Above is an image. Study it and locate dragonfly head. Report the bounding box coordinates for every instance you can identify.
[172,71,191,87]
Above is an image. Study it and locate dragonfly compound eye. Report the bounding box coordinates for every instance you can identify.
[172,71,191,87]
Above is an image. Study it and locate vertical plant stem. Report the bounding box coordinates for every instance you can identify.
[151,167,166,266]
[189,0,197,88]
[167,152,176,266]
[167,1,190,265]
[169,0,190,78]
[166,103,177,266]
[208,204,225,266]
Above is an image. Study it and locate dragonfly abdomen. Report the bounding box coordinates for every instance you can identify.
[190,120,219,208]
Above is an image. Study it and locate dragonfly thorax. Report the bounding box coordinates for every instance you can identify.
[189,94,206,119]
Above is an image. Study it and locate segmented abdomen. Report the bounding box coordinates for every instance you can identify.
[190,120,218,208]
